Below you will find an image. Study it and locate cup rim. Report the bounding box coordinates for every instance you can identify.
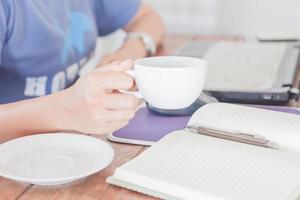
[134,56,208,69]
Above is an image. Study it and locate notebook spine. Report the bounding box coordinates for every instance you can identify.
[106,176,180,200]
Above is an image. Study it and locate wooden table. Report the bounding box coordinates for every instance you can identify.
[1,34,300,200]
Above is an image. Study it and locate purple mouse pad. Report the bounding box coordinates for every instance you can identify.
[108,107,190,145]
[107,105,300,146]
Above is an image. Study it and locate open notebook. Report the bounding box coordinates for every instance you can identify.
[107,103,300,200]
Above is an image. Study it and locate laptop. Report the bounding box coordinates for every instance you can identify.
[175,41,300,105]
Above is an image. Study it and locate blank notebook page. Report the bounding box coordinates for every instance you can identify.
[113,131,300,200]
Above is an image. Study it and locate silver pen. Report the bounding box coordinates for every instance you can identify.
[186,124,278,149]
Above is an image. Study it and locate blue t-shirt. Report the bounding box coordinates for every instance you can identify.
[0,0,140,103]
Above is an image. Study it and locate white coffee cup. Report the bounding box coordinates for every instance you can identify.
[130,56,207,110]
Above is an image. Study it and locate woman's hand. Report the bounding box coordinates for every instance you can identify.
[60,59,139,134]
[99,39,147,66]
[0,60,139,143]
[100,2,164,66]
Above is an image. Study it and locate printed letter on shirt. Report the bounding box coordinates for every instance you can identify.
[51,71,66,93]
[66,63,79,82]
[24,76,48,96]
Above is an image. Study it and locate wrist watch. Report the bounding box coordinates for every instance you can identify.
[125,32,157,57]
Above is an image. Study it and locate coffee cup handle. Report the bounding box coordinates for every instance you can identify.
[120,70,143,99]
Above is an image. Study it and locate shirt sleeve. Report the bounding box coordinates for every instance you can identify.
[94,0,141,36]
[0,1,8,66]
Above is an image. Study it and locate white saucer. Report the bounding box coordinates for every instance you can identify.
[0,133,114,185]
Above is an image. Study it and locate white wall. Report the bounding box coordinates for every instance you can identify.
[146,0,300,35]
[217,0,300,35]
[145,0,218,34]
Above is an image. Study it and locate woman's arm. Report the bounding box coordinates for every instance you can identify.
[0,92,64,143]
[100,2,165,65]
[0,60,139,143]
